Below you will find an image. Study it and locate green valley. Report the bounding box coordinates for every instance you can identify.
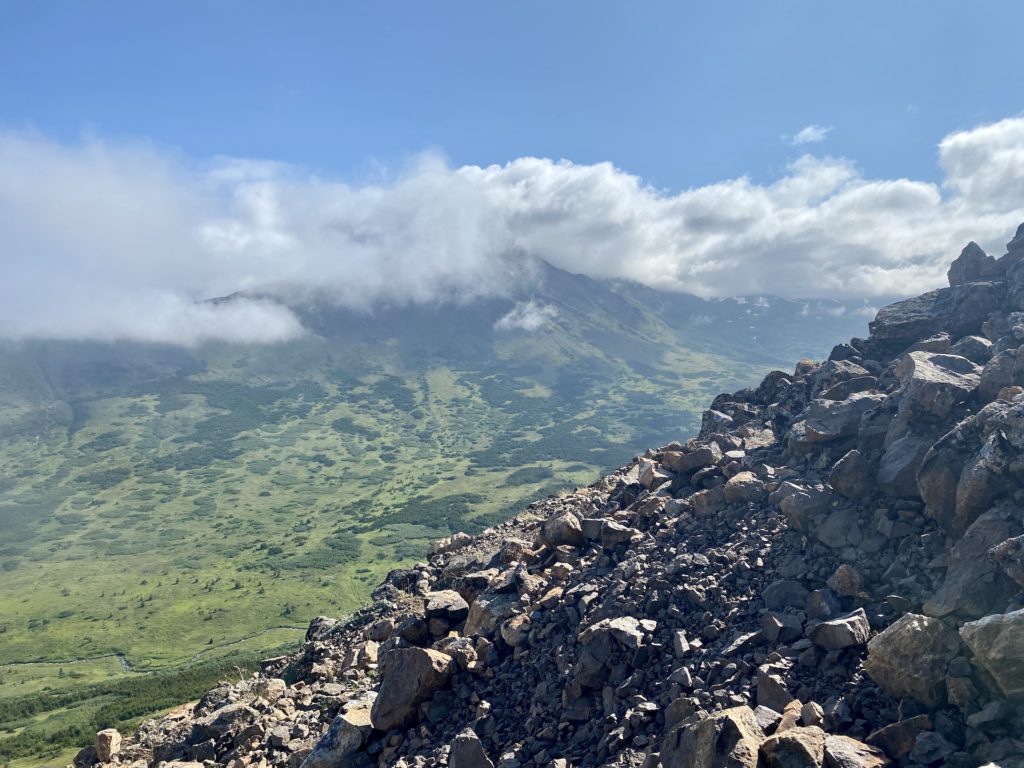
[0,264,876,765]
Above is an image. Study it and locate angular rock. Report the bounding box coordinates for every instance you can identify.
[959,608,1024,701]
[95,729,122,762]
[424,590,469,623]
[301,708,373,768]
[923,505,1021,619]
[807,608,870,650]
[463,592,517,638]
[865,715,931,760]
[539,511,583,548]
[760,725,826,768]
[663,443,723,474]
[448,728,495,768]
[990,534,1024,588]
[894,352,981,421]
[824,734,890,768]
[370,648,454,732]
[578,616,645,650]
[828,449,875,499]
[804,394,887,442]
[661,705,764,768]
[877,429,934,498]
[948,241,999,285]
[864,613,961,707]
[723,471,767,504]
[778,485,832,531]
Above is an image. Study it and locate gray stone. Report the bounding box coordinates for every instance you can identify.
[893,352,981,421]
[804,394,887,442]
[823,734,890,768]
[828,450,875,499]
[424,590,469,623]
[948,241,999,286]
[370,648,454,732]
[301,708,373,768]
[539,511,583,548]
[448,728,495,768]
[760,726,826,768]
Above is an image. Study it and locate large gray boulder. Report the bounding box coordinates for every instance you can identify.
[828,449,875,499]
[923,505,1021,619]
[448,728,495,768]
[868,282,1006,347]
[370,648,454,732]
[804,393,887,442]
[959,608,1024,701]
[864,613,961,707]
[893,352,981,421]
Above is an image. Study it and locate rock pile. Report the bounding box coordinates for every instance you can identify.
[75,227,1024,768]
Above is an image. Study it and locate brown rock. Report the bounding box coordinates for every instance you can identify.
[661,705,764,768]
[760,726,826,768]
[824,735,890,768]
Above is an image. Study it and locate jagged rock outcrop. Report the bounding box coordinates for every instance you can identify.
[77,226,1024,768]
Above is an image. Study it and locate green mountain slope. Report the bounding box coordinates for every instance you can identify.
[0,265,879,764]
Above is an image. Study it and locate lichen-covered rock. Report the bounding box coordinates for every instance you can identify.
[959,609,1024,701]
[661,706,764,768]
[864,613,961,707]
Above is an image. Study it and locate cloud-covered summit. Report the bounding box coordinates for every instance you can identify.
[1,116,1023,345]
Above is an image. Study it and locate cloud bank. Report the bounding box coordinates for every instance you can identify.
[1,116,1023,344]
[494,300,560,332]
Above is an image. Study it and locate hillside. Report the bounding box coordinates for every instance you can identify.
[59,226,1024,768]
[0,263,876,765]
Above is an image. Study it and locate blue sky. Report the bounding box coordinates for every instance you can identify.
[3,1,1022,189]
[1,2,1024,343]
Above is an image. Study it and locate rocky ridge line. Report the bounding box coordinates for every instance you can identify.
[76,225,1024,768]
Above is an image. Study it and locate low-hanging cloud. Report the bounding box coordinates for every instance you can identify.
[1,116,1023,345]
[494,300,560,332]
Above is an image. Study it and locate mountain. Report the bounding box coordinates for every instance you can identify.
[49,225,1024,768]
[0,262,881,765]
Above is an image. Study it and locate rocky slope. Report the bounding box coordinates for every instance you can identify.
[74,226,1024,768]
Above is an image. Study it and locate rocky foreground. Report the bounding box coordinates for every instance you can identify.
[77,227,1024,768]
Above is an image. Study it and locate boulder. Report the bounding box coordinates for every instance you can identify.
[370,648,454,732]
[923,505,1021,619]
[463,592,518,638]
[777,485,832,530]
[947,241,999,286]
[578,616,646,650]
[424,590,469,623]
[301,708,373,768]
[868,282,1005,346]
[804,394,887,442]
[448,728,495,768]
[539,511,584,548]
[661,705,764,768]
[663,443,723,474]
[979,347,1024,402]
[828,449,874,499]
[893,352,981,421]
[760,726,826,768]
[877,429,934,498]
[950,334,993,365]
[723,471,767,504]
[864,613,961,707]
[990,534,1024,588]
[95,729,122,762]
[865,715,931,760]
[823,735,890,768]
[959,608,1024,701]
[807,608,870,650]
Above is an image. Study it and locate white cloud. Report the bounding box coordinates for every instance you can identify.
[494,300,559,332]
[1,116,1024,344]
[790,124,833,145]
